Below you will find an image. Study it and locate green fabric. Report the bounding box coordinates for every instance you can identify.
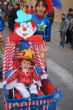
[60,20,66,31]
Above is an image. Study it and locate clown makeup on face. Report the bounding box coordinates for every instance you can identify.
[15,21,36,39]
[21,59,31,70]
[35,0,48,16]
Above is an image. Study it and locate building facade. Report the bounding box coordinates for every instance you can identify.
[62,0,73,11]
[54,0,73,21]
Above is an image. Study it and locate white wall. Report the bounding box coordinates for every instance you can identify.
[62,0,73,12]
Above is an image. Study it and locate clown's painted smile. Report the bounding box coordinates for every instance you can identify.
[15,22,36,40]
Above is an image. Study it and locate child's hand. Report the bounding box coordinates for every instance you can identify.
[41,74,48,80]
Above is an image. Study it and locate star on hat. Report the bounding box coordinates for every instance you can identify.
[23,48,34,59]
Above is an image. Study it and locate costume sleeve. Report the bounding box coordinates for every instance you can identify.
[6,70,18,84]
[32,68,41,81]
[43,18,51,40]
[46,0,54,12]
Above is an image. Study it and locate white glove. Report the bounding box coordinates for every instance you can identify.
[0,83,3,89]
[33,80,42,87]
[0,81,7,89]
[2,81,7,88]
[41,74,48,80]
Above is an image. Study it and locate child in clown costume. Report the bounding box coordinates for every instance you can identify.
[2,48,47,98]
[32,0,51,41]
[32,0,51,73]
[31,0,62,71]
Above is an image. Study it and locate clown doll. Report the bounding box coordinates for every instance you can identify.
[2,48,47,98]
[5,9,47,75]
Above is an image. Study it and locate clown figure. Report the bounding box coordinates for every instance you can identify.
[1,9,49,99]
[8,9,47,74]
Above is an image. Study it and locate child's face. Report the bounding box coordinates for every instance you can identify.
[21,59,31,69]
[36,1,46,16]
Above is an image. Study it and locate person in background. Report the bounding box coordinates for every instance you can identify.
[30,6,35,14]
[22,3,26,12]
[0,8,5,23]
[15,3,20,12]
[7,3,21,32]
[0,16,4,31]
[45,0,54,41]
[25,5,30,14]
[58,12,70,48]
[66,8,73,44]
[0,8,2,17]
[70,20,73,49]
[14,3,21,22]
[25,5,35,14]
[7,4,16,32]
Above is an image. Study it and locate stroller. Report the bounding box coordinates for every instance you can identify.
[3,37,62,110]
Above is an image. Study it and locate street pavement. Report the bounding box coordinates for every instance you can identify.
[46,21,73,110]
[0,21,73,110]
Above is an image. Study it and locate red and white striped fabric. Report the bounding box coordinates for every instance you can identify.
[29,41,47,52]
[3,38,16,78]
[29,41,47,74]
[3,38,48,110]
[5,99,50,110]
[3,38,47,77]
